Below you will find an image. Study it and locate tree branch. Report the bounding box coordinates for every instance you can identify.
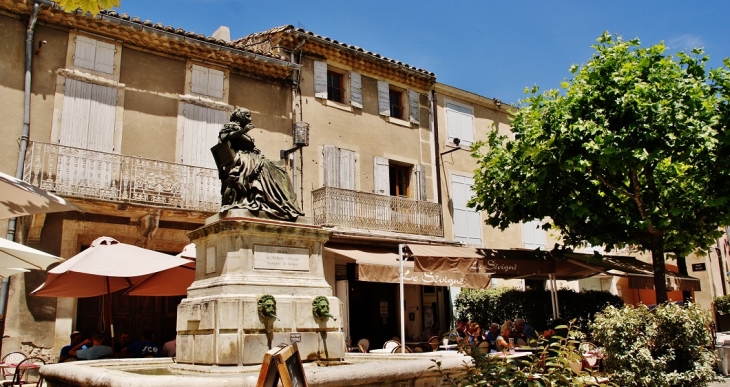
[591,166,634,198]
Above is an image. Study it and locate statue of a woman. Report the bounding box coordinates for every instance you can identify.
[216,108,303,221]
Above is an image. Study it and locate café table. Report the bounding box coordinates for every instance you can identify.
[369,348,395,354]
[439,344,459,351]
[488,351,532,360]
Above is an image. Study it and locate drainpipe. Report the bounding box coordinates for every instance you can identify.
[431,90,442,205]
[1,0,55,355]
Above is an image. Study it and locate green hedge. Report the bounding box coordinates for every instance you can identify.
[454,287,623,332]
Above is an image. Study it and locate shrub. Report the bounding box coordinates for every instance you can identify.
[590,303,719,387]
[434,323,612,386]
[714,295,730,315]
[455,287,623,332]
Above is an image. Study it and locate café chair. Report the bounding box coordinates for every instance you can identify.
[0,353,26,380]
[427,336,440,351]
[1,356,45,386]
[357,338,370,353]
[391,345,412,353]
[383,340,400,350]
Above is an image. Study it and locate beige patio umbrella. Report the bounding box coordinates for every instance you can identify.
[126,243,196,296]
[31,236,191,341]
[0,171,82,219]
[0,236,63,270]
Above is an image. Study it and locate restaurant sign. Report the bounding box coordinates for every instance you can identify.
[357,264,491,289]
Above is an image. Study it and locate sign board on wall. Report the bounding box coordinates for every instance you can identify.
[254,245,310,272]
[692,263,706,272]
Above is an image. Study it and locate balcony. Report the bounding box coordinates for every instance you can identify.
[23,141,220,212]
[312,186,443,237]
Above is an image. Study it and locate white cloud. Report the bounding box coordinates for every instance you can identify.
[666,34,704,52]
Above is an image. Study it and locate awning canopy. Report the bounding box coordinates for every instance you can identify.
[564,253,701,292]
[324,246,491,289]
[408,244,482,273]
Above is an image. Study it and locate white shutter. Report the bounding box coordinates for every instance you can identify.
[445,106,461,144]
[191,65,209,95]
[522,220,546,250]
[414,164,427,201]
[373,156,389,195]
[60,79,92,148]
[86,83,117,152]
[377,80,390,116]
[313,61,328,99]
[408,90,420,125]
[350,71,362,109]
[207,68,225,99]
[339,149,356,190]
[73,35,96,70]
[181,103,225,169]
[459,110,474,144]
[452,175,482,246]
[323,145,340,187]
[94,41,116,74]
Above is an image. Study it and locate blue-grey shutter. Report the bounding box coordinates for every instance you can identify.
[377,81,390,116]
[408,90,420,125]
[350,71,362,109]
[314,61,328,99]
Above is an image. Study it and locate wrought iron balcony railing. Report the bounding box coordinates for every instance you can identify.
[312,186,443,237]
[23,141,220,212]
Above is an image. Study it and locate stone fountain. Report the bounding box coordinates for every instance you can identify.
[39,108,468,386]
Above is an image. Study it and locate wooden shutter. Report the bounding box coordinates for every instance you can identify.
[414,164,427,201]
[60,79,92,148]
[377,80,390,116]
[522,220,546,249]
[323,145,340,187]
[339,149,356,190]
[350,71,362,109]
[94,41,116,74]
[373,156,389,195]
[73,35,96,70]
[191,65,209,95]
[459,109,474,144]
[86,83,117,152]
[207,68,225,99]
[408,90,420,125]
[313,61,328,99]
[452,175,482,246]
[181,103,226,169]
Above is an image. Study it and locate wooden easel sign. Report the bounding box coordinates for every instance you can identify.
[256,343,308,387]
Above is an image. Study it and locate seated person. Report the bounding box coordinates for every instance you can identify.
[123,330,161,358]
[114,332,131,355]
[467,322,485,345]
[485,323,500,348]
[59,331,84,362]
[495,320,514,352]
[544,319,569,346]
[514,318,538,346]
[161,337,176,357]
[71,332,113,360]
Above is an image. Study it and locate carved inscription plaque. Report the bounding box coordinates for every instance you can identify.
[254,245,310,272]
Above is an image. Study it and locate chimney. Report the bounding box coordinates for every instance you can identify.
[212,26,230,42]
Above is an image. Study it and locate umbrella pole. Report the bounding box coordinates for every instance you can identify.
[106,277,115,344]
[399,244,405,354]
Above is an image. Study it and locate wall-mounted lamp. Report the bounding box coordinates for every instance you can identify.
[440,137,462,156]
[280,121,310,159]
[35,40,47,55]
[494,98,502,108]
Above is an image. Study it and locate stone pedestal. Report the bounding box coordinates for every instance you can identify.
[176,211,343,366]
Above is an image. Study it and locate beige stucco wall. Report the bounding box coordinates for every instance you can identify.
[0,13,27,175]
[296,57,433,216]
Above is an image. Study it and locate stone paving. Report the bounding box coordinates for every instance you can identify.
[709,376,730,386]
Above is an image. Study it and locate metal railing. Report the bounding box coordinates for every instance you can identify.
[23,141,220,212]
[312,186,443,237]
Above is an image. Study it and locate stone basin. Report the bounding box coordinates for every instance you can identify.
[41,352,469,387]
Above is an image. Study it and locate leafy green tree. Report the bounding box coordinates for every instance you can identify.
[470,32,730,303]
[56,0,119,15]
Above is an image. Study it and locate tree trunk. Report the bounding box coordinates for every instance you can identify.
[651,244,669,304]
[676,255,692,303]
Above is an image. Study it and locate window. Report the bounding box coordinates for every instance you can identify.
[73,35,116,75]
[190,64,225,99]
[327,71,344,103]
[376,80,420,124]
[445,101,474,145]
[389,163,410,197]
[314,61,362,108]
[323,145,357,189]
[451,175,482,246]
[389,89,403,119]
[522,219,547,250]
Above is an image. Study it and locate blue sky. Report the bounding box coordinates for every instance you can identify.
[113,1,730,106]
